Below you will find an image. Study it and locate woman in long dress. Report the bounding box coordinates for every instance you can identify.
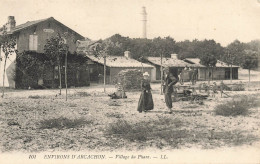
[137,72,154,113]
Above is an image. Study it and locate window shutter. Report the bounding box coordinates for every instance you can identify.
[33,35,38,50]
[29,35,34,50]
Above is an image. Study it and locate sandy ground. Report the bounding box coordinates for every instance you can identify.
[0,82,260,152]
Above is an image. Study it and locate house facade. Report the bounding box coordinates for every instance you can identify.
[146,54,204,81]
[85,51,154,84]
[0,16,87,88]
[145,54,239,82]
[184,58,239,80]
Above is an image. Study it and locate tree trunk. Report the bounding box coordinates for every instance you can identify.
[65,50,68,101]
[204,69,207,81]
[2,57,7,98]
[104,56,106,93]
[58,65,62,95]
[248,69,251,88]
[211,67,214,81]
[230,64,233,83]
[160,53,163,95]
[208,67,210,85]
[52,65,55,89]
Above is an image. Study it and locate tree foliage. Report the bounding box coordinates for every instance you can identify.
[102,35,258,71]
[224,40,249,66]
[44,33,68,66]
[88,39,119,58]
[242,50,258,70]
[104,34,178,60]
[0,31,17,60]
[0,29,17,97]
[15,51,89,89]
[44,33,68,89]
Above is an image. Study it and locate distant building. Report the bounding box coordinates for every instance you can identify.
[0,16,86,88]
[146,54,202,81]
[184,58,239,80]
[145,54,239,81]
[85,51,154,84]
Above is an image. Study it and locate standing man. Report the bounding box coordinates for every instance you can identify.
[163,67,179,114]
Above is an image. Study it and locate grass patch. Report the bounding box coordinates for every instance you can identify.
[182,105,199,109]
[68,103,77,107]
[105,118,259,149]
[28,95,44,99]
[215,95,259,116]
[105,112,124,118]
[108,101,122,106]
[39,117,93,130]
[73,92,91,97]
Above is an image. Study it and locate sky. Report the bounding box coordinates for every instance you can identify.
[0,0,260,46]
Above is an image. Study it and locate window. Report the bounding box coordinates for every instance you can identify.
[54,66,59,79]
[29,35,38,51]
[89,68,94,73]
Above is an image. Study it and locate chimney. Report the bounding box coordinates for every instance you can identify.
[6,16,16,32]
[171,54,178,59]
[124,51,131,58]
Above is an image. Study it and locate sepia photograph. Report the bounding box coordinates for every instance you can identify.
[0,0,260,163]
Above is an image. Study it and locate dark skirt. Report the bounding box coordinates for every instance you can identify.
[165,92,172,108]
[137,90,154,112]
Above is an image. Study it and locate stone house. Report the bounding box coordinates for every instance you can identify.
[0,16,88,88]
[184,58,239,80]
[85,51,154,84]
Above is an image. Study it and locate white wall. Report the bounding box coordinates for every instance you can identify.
[150,67,156,82]
[0,46,16,88]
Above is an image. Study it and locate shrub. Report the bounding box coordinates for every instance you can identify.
[215,101,248,116]
[231,84,245,91]
[215,95,259,116]
[106,120,133,135]
[105,118,184,142]
[39,117,92,129]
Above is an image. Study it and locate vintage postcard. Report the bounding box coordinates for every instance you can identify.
[0,0,260,163]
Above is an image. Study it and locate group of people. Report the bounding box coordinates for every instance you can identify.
[137,67,178,114]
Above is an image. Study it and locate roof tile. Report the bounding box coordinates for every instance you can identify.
[147,57,197,67]
[86,55,154,68]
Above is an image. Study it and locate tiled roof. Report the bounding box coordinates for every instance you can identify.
[86,55,154,68]
[9,18,49,33]
[3,17,84,38]
[183,58,205,67]
[216,60,239,68]
[147,57,196,67]
[185,58,239,68]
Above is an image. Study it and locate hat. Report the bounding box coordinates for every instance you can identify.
[143,72,149,76]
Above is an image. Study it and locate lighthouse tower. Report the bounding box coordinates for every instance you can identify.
[141,7,147,38]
